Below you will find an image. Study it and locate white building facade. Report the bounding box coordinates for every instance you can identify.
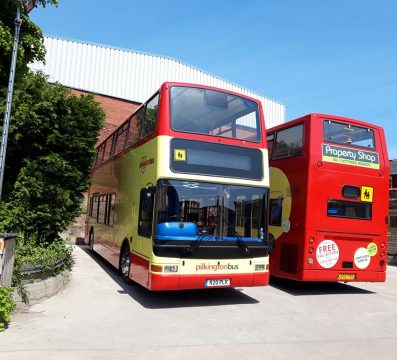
[30,37,285,128]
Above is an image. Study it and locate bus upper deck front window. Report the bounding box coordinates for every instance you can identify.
[323,120,375,149]
[170,86,261,142]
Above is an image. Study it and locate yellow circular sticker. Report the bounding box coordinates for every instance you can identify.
[367,242,378,257]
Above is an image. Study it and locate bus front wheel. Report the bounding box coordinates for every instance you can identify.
[89,229,95,251]
[119,244,133,284]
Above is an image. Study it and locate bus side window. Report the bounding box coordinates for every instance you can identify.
[267,133,274,159]
[96,143,105,166]
[269,198,282,226]
[97,195,107,224]
[103,134,116,162]
[113,121,129,156]
[138,187,155,237]
[126,108,144,148]
[105,193,116,227]
[273,124,303,159]
[141,93,159,139]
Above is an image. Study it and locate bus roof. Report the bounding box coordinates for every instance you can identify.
[267,113,385,133]
[160,82,263,104]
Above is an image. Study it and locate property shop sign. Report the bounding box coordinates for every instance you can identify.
[322,144,380,169]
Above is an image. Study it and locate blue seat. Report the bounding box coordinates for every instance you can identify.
[155,222,198,241]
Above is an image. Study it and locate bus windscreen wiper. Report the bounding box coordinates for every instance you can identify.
[185,226,213,256]
[224,219,250,256]
[234,232,250,256]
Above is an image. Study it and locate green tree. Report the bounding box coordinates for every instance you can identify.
[0,71,105,243]
[0,0,58,88]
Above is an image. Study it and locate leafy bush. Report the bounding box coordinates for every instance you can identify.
[0,71,104,244]
[0,287,15,332]
[12,237,73,303]
[15,238,73,274]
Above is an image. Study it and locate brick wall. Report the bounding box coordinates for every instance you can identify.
[71,89,141,144]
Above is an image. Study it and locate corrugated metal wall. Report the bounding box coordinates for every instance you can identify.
[30,37,285,128]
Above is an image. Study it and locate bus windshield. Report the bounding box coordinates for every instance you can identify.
[170,86,261,142]
[155,179,267,243]
[323,120,375,149]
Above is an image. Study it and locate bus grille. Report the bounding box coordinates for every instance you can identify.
[324,235,373,242]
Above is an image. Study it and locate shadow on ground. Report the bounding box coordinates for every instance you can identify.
[78,245,259,309]
[270,276,375,296]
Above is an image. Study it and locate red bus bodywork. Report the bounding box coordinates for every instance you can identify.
[267,114,389,282]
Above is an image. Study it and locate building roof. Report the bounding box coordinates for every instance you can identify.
[29,37,285,128]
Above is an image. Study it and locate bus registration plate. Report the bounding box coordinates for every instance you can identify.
[337,273,356,280]
[205,279,231,287]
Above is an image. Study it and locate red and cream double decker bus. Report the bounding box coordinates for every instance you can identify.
[86,82,270,290]
[267,113,389,282]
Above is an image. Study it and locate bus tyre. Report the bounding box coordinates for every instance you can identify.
[89,230,95,251]
[120,244,133,284]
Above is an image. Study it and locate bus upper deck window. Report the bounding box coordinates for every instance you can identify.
[273,124,303,159]
[170,86,261,142]
[323,120,375,149]
[267,133,274,159]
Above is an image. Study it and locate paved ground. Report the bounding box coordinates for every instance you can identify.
[1,245,396,360]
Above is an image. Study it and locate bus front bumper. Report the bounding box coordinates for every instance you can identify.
[148,271,270,291]
[299,269,386,282]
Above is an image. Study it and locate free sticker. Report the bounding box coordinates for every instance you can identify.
[316,240,339,268]
[367,242,378,257]
[354,247,370,269]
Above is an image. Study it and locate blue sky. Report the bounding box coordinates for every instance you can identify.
[31,0,397,159]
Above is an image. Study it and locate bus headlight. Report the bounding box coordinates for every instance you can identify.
[164,265,178,273]
[255,264,265,271]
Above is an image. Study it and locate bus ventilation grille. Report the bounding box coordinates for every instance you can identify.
[325,235,373,242]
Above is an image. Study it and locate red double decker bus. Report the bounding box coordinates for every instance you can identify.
[86,82,270,290]
[267,113,389,282]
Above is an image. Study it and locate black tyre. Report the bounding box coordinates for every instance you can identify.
[119,243,133,284]
[89,229,95,251]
